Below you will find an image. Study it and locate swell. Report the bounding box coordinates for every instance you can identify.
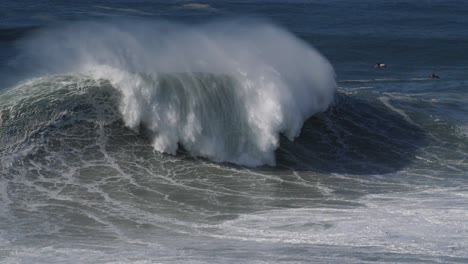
[276,90,429,175]
[0,75,433,175]
[0,26,39,42]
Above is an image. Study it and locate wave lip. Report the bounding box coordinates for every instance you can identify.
[18,20,336,166]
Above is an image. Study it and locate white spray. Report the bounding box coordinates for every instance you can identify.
[20,19,336,166]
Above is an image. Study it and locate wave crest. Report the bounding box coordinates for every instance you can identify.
[17,20,336,166]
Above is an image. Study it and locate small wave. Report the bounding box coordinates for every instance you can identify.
[180,3,217,11]
[0,26,38,41]
[338,78,430,84]
[94,5,154,16]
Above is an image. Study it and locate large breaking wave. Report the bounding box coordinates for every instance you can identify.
[10,20,336,166]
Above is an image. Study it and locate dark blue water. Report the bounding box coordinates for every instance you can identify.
[1,1,468,88]
[1,1,467,263]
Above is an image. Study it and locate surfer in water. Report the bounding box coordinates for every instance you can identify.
[429,72,440,79]
[374,62,386,69]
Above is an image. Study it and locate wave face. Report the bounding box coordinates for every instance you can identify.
[15,20,336,166]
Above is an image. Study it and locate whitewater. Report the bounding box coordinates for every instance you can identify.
[1,1,468,263]
[13,20,335,166]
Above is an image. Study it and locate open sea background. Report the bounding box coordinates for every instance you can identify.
[1,0,467,263]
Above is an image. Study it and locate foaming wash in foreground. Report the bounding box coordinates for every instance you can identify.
[16,19,336,166]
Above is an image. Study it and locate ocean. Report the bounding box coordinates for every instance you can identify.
[1,1,467,263]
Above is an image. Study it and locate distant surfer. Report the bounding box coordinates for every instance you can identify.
[429,72,439,79]
[374,62,386,69]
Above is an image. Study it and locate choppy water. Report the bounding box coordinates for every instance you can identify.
[1,1,467,263]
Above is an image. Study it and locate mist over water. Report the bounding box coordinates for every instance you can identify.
[18,19,336,166]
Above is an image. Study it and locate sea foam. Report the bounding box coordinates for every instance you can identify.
[19,20,336,166]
